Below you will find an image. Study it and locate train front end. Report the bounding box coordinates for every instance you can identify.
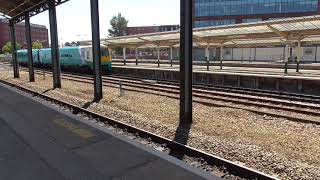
[101,46,112,73]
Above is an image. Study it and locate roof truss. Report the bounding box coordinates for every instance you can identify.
[97,15,320,48]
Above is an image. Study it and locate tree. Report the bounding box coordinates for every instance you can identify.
[1,42,21,54]
[32,41,43,49]
[108,13,128,37]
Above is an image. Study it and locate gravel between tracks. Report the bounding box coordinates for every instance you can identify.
[1,69,320,179]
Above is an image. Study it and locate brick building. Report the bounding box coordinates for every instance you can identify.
[0,18,49,52]
[126,25,179,36]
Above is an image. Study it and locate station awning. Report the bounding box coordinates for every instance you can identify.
[0,0,69,22]
[99,15,320,48]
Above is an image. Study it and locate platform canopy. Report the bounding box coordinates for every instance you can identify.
[98,15,320,48]
[0,0,69,23]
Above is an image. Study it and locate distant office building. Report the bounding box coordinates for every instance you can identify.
[194,0,320,27]
[126,25,179,35]
[0,18,49,51]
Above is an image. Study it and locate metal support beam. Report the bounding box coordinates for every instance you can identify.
[205,45,210,71]
[170,46,173,67]
[9,20,19,78]
[296,41,301,73]
[135,48,138,65]
[123,47,126,65]
[180,0,193,124]
[267,25,288,39]
[205,45,210,60]
[49,0,61,88]
[25,13,35,82]
[157,46,160,67]
[220,45,223,70]
[90,0,103,100]
[284,44,290,74]
[176,48,180,61]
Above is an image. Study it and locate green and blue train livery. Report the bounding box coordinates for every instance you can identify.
[17,46,112,72]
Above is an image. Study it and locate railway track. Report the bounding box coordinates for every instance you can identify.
[0,79,277,180]
[27,68,320,123]
[2,63,320,124]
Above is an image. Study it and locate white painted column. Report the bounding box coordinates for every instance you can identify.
[296,41,302,72]
[284,44,290,74]
[170,46,173,67]
[176,48,179,60]
[285,44,289,62]
[135,48,138,65]
[123,47,126,65]
[297,41,301,63]
[157,46,160,67]
[220,45,223,70]
[205,45,210,61]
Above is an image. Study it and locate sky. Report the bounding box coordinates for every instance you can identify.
[29,0,180,43]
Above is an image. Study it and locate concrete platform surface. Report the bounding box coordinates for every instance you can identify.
[0,83,219,180]
[112,63,320,80]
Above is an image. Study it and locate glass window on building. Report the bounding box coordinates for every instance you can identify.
[194,0,319,17]
[242,18,262,23]
[195,19,236,28]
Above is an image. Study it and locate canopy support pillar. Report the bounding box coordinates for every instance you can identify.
[25,13,35,82]
[205,45,210,71]
[284,44,290,74]
[135,48,138,65]
[220,45,223,70]
[49,0,61,88]
[296,41,301,73]
[123,47,126,65]
[9,20,19,78]
[170,46,173,67]
[180,0,193,124]
[157,46,160,67]
[90,0,103,100]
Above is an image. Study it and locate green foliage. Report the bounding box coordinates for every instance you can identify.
[108,13,128,37]
[1,42,21,54]
[32,41,43,49]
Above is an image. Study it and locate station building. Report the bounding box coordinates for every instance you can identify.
[194,0,320,27]
[126,25,179,35]
[0,18,49,52]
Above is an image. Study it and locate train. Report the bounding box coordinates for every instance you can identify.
[16,46,112,73]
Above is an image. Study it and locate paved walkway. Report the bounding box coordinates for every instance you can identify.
[0,83,218,180]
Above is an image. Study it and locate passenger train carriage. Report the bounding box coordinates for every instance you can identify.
[17,45,112,73]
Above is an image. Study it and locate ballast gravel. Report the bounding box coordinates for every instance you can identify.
[0,69,319,179]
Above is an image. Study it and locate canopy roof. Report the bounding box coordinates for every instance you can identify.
[99,15,320,48]
[0,0,69,22]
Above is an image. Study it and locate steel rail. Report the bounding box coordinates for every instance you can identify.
[15,68,320,125]
[3,64,319,123]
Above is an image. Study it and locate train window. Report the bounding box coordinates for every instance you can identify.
[61,54,72,58]
[304,48,313,55]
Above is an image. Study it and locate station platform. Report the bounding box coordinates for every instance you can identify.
[111,63,320,96]
[112,63,320,79]
[0,83,218,180]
